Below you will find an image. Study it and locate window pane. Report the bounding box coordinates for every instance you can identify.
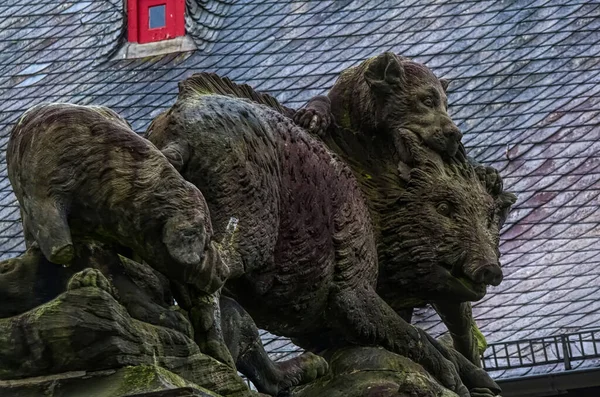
[149,5,166,29]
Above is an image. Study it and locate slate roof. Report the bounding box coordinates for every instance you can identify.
[1,0,599,380]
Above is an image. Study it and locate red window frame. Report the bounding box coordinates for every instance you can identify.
[127,0,185,44]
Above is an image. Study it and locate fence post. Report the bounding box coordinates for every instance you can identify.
[561,335,572,370]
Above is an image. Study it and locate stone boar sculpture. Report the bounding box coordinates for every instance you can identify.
[293,52,515,226]
[7,103,228,295]
[295,52,464,164]
[188,59,514,372]
[293,52,516,368]
[146,74,505,397]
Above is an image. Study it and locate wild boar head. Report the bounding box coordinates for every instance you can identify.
[377,160,511,307]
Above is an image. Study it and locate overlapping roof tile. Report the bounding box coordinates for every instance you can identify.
[0,0,598,379]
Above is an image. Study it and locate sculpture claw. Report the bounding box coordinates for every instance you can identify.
[67,268,118,299]
[279,352,329,390]
[293,107,331,137]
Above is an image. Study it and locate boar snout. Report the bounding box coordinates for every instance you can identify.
[468,260,503,287]
[444,125,462,141]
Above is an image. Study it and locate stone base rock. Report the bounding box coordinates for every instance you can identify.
[291,346,458,397]
[0,278,254,397]
[0,365,218,397]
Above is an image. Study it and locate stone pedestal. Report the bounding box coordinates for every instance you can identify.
[0,366,219,397]
[291,346,458,397]
[0,273,254,397]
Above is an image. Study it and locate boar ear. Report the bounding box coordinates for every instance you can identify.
[496,192,517,229]
[365,52,404,91]
[162,217,205,267]
[439,78,450,92]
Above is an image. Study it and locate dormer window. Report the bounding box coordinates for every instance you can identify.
[127,0,185,44]
[115,0,195,59]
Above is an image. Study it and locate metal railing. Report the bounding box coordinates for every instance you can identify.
[244,328,600,389]
[257,328,600,372]
[258,328,600,372]
[482,328,600,372]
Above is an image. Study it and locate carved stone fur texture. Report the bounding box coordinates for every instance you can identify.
[192,59,514,373]
[7,103,228,294]
[294,52,515,225]
[293,53,515,369]
[146,74,503,397]
[296,52,463,164]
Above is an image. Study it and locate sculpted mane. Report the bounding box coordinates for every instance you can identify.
[146,70,504,395]
[178,72,294,116]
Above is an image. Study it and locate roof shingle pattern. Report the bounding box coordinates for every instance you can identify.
[0,0,598,379]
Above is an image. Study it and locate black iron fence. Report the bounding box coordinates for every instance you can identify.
[244,328,600,389]
[482,328,600,372]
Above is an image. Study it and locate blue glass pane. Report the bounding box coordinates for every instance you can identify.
[149,5,166,29]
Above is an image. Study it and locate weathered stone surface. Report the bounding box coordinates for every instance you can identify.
[291,347,458,397]
[7,102,234,366]
[146,71,508,396]
[0,244,193,337]
[0,246,76,318]
[298,52,462,163]
[2,53,511,397]
[7,102,227,294]
[0,270,253,397]
[0,366,219,397]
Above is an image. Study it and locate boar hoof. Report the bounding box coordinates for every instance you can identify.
[293,108,329,137]
[469,387,498,397]
[67,268,118,299]
[279,352,329,389]
[49,243,75,265]
[475,165,502,196]
[0,260,16,275]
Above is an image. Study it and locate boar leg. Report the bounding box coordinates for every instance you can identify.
[221,296,328,395]
[420,329,501,396]
[433,301,482,366]
[183,286,236,369]
[24,199,74,265]
[20,208,36,248]
[329,284,470,397]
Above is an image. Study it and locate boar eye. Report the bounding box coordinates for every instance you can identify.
[436,202,452,217]
[181,229,197,238]
[423,97,434,108]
